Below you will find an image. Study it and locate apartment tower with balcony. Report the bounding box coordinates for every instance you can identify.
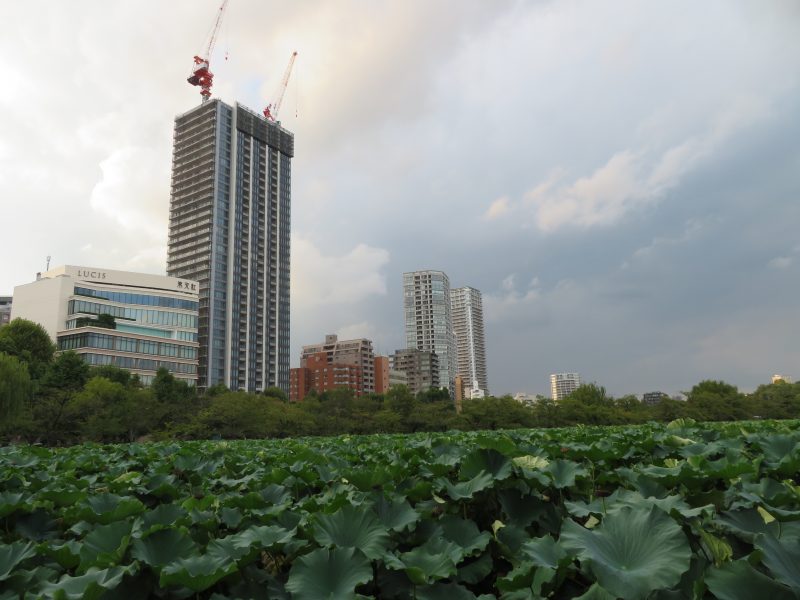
[167,100,293,392]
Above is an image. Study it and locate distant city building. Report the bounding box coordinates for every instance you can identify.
[290,351,362,401]
[374,355,390,394]
[514,393,537,407]
[550,372,581,401]
[0,296,11,328]
[391,348,440,395]
[300,334,375,394]
[451,286,488,398]
[454,375,465,405]
[772,374,793,384]
[403,270,456,393]
[388,369,408,389]
[167,100,293,392]
[12,266,199,385]
[642,391,668,406]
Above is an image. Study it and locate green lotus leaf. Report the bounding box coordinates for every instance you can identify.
[696,527,733,567]
[220,506,243,528]
[519,535,566,569]
[159,554,239,592]
[313,504,391,560]
[715,508,785,542]
[573,583,618,600]
[499,488,551,527]
[754,534,800,591]
[439,516,490,559]
[39,565,134,600]
[38,488,87,507]
[415,581,477,600]
[456,552,493,585]
[0,492,28,518]
[705,558,796,600]
[41,540,81,569]
[546,460,587,489]
[207,524,295,565]
[384,543,458,585]
[285,547,372,600]
[560,505,691,600]
[79,493,145,524]
[372,494,420,532]
[441,470,495,500]
[131,528,199,568]
[461,449,513,481]
[0,541,36,581]
[78,520,132,572]
[14,509,60,541]
[140,503,188,534]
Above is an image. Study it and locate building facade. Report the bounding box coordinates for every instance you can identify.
[403,270,455,393]
[550,372,581,401]
[290,351,362,401]
[642,391,668,406]
[167,100,293,392]
[391,348,440,395]
[374,355,390,394]
[451,286,488,398]
[0,296,11,328]
[300,334,375,394]
[11,266,198,385]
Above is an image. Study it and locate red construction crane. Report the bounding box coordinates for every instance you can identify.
[264,51,298,121]
[187,0,231,102]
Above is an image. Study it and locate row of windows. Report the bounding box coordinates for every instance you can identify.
[58,332,197,359]
[69,300,197,329]
[79,352,197,375]
[74,287,198,310]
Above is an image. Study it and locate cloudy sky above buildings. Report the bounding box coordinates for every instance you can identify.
[1,1,798,396]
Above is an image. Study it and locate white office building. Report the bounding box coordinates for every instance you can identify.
[451,286,488,398]
[550,372,581,401]
[12,265,199,385]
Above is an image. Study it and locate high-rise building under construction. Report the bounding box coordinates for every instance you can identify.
[167,99,293,392]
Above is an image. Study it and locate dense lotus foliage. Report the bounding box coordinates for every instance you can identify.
[1,420,800,599]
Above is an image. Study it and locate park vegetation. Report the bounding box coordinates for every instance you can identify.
[1,319,799,445]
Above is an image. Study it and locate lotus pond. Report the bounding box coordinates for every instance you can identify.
[1,420,800,599]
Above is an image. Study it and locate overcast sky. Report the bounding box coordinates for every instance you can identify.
[2,1,799,396]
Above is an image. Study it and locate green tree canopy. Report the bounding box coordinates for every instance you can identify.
[0,353,32,428]
[0,318,56,379]
[43,351,90,392]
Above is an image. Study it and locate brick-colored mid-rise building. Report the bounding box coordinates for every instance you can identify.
[300,334,375,393]
[290,351,362,401]
[374,355,390,394]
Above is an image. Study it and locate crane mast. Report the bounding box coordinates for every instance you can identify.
[187,0,230,102]
[264,51,298,121]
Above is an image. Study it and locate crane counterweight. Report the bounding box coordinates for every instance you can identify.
[187,0,230,102]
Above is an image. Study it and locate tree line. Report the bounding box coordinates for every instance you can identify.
[1,318,799,445]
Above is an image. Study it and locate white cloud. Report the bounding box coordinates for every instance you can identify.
[484,273,540,322]
[523,95,771,233]
[90,146,170,239]
[484,196,510,220]
[291,237,390,309]
[337,321,379,341]
[768,256,793,270]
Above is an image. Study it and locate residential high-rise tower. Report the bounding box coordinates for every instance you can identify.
[403,270,456,393]
[451,286,488,398]
[167,100,293,392]
[550,372,581,401]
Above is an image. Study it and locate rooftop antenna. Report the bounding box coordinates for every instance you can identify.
[46,255,51,271]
